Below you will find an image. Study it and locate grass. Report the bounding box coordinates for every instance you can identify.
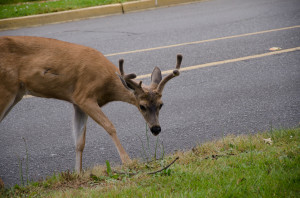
[0,0,40,5]
[0,0,133,19]
[0,127,299,197]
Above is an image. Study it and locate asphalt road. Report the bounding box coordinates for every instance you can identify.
[1,0,300,186]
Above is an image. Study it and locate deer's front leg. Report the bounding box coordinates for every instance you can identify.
[77,100,131,164]
[73,105,88,174]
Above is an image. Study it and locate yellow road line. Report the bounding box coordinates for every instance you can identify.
[136,47,300,79]
[105,25,300,57]
[24,46,300,99]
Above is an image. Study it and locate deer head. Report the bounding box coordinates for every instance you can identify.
[117,54,182,136]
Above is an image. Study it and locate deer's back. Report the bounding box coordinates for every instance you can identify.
[0,36,119,101]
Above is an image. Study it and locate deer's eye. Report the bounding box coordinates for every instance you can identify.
[159,103,163,110]
[139,105,147,111]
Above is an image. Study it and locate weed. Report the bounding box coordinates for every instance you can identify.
[16,153,24,186]
[15,137,30,186]
[105,160,112,177]
[22,137,29,185]
[138,123,165,162]
[59,170,77,182]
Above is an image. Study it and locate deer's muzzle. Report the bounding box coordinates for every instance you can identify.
[150,125,161,136]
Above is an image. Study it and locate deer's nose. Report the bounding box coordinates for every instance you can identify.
[150,126,161,136]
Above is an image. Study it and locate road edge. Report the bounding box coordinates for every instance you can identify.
[0,0,203,31]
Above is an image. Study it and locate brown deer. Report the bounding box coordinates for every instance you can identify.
[0,36,182,173]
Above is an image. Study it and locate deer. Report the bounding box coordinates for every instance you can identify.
[0,36,182,173]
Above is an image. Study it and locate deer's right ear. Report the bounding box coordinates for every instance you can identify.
[151,67,162,85]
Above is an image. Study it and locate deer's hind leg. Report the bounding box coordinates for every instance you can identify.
[72,104,88,174]
[0,84,24,122]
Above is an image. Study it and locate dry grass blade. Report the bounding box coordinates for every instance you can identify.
[147,157,179,175]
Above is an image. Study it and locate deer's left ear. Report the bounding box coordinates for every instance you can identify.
[151,67,162,86]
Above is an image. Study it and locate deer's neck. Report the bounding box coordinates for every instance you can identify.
[110,84,137,106]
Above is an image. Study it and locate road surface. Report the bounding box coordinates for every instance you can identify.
[0,0,299,186]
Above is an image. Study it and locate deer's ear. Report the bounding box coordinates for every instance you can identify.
[151,67,162,85]
[116,72,131,91]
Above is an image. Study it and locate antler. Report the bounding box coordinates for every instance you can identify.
[157,54,182,93]
[118,59,136,79]
[117,59,143,92]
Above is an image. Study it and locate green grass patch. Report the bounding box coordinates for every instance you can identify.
[1,127,299,197]
[0,0,132,19]
[0,0,41,5]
